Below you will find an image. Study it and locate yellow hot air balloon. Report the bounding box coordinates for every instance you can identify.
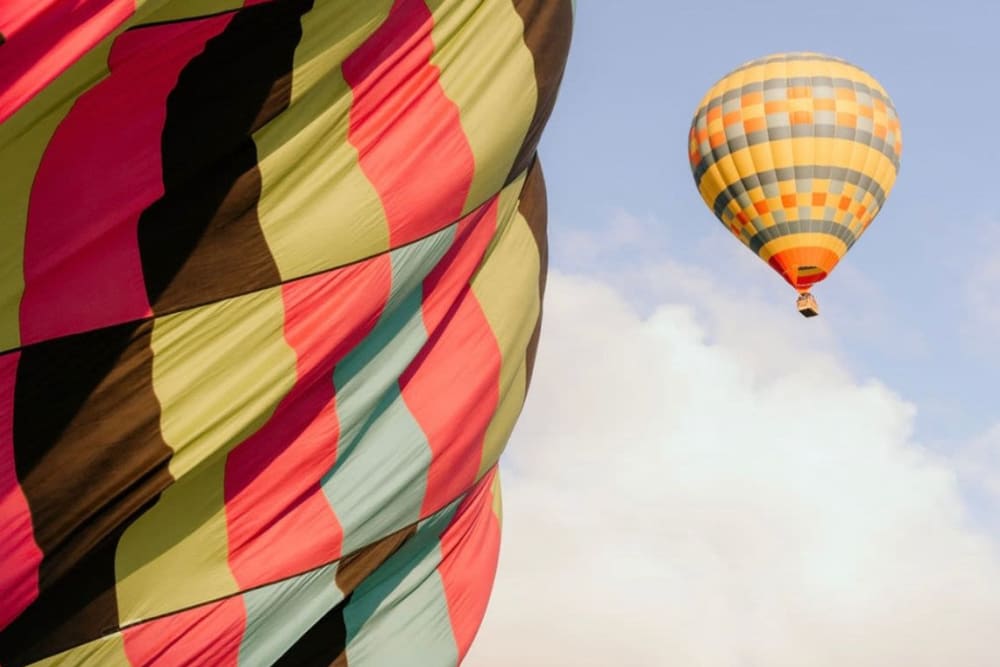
[688,52,902,317]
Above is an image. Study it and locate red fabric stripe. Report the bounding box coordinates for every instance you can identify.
[342,0,475,247]
[19,16,235,345]
[0,0,134,123]
[436,467,501,662]
[121,596,246,667]
[0,353,43,632]
[224,257,393,590]
[400,198,501,515]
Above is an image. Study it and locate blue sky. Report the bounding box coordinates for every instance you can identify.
[538,0,1000,446]
[469,3,1000,664]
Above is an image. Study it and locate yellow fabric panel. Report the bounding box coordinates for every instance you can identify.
[757,233,848,262]
[426,0,536,215]
[748,142,775,173]
[254,1,394,280]
[27,634,131,667]
[0,35,126,352]
[470,172,539,479]
[731,148,756,184]
[115,286,295,623]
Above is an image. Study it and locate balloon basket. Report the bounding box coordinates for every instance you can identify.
[796,292,819,318]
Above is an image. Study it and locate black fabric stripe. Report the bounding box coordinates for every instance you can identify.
[505,0,573,184]
[273,524,418,665]
[0,322,173,667]
[137,0,314,313]
[273,594,351,667]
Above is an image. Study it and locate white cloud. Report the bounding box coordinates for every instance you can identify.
[950,423,1000,534]
[465,265,1000,667]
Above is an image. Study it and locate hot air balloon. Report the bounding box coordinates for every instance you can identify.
[688,52,902,317]
[0,1,572,665]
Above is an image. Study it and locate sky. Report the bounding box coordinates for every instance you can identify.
[467,1,1000,664]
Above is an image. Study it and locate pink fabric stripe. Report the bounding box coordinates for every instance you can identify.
[343,0,475,247]
[400,198,501,516]
[19,15,235,346]
[0,353,43,632]
[122,596,246,667]
[224,257,393,590]
[0,0,134,124]
[436,467,501,662]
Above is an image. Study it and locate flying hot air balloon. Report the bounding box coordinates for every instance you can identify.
[688,52,902,317]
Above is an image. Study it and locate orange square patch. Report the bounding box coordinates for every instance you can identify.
[836,112,857,127]
[791,111,813,125]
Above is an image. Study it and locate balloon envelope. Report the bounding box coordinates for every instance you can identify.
[0,1,572,664]
[688,52,902,294]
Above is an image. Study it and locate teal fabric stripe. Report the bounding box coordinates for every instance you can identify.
[341,498,462,667]
[322,224,456,556]
[237,564,343,665]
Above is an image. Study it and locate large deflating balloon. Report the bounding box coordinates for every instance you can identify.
[0,1,572,665]
[688,52,902,317]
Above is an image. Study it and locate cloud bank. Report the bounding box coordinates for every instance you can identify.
[465,261,1000,666]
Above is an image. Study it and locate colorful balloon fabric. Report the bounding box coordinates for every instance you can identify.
[0,1,572,665]
[688,52,902,294]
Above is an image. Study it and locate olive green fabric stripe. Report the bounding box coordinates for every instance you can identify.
[426,0,536,215]
[469,170,539,478]
[21,634,132,667]
[115,285,295,625]
[254,0,394,281]
[133,0,247,24]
